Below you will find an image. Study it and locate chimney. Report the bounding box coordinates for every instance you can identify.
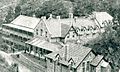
[64,44,69,61]
[74,16,77,22]
[56,16,60,20]
[32,13,36,17]
[41,16,46,21]
[43,16,46,20]
[50,14,53,18]
[69,13,73,18]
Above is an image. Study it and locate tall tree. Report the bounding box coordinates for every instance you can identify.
[35,0,69,18]
[15,5,21,18]
[4,7,14,23]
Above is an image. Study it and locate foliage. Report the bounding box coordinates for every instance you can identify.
[4,7,15,23]
[21,2,35,16]
[0,43,9,51]
[86,21,120,71]
[0,55,5,63]
[14,5,21,18]
[35,0,69,18]
[8,63,19,72]
[73,0,95,16]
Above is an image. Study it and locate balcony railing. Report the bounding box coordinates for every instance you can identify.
[2,36,26,46]
[2,28,33,39]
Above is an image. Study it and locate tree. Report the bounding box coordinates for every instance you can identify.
[86,19,120,71]
[73,0,95,16]
[21,2,35,16]
[15,5,21,18]
[4,7,14,23]
[35,0,69,18]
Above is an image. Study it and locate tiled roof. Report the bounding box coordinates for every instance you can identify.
[11,15,40,29]
[45,43,92,68]
[25,37,62,52]
[90,55,104,67]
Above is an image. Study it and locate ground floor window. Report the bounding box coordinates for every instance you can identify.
[90,65,96,72]
[82,62,85,72]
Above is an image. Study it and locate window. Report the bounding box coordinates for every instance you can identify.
[67,34,70,38]
[36,29,38,35]
[50,59,53,63]
[41,29,43,36]
[73,35,75,37]
[86,61,90,71]
[45,31,47,37]
[91,66,96,72]
[82,62,85,72]
[81,29,83,31]
[101,66,106,72]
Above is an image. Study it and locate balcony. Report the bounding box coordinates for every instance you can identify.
[2,36,26,46]
[2,28,33,39]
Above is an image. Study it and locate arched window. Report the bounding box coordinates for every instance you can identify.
[76,28,80,33]
[67,33,70,38]
[83,27,87,32]
[89,26,93,31]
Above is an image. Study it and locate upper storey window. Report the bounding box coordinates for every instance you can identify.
[45,31,47,37]
[41,29,43,36]
[36,29,38,35]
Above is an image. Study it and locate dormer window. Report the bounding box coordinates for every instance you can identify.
[81,29,83,31]
[67,34,70,38]
[68,58,75,66]
[55,54,61,65]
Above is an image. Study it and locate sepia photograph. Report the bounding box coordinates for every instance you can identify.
[0,0,120,72]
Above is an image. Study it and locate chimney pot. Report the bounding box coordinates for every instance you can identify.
[74,16,77,22]
[32,14,36,17]
[41,16,46,20]
[50,14,52,18]
[69,13,73,18]
[56,16,60,20]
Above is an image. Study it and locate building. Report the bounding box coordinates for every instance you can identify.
[45,43,111,72]
[2,12,113,72]
[2,15,40,50]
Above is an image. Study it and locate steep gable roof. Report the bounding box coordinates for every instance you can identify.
[44,19,71,37]
[45,43,92,68]
[93,12,113,27]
